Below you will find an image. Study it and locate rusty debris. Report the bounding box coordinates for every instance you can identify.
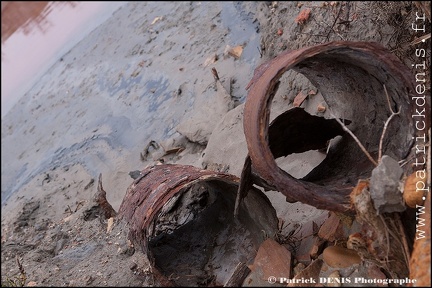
[350,180,410,279]
[118,164,278,286]
[82,174,117,224]
[403,172,427,208]
[288,259,323,287]
[112,41,427,286]
[292,91,308,107]
[226,45,243,59]
[241,41,418,213]
[295,8,311,25]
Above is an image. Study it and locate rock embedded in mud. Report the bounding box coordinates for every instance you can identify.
[322,246,361,268]
[128,170,141,180]
[369,155,405,214]
[176,80,234,145]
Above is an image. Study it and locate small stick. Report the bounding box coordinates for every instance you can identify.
[325,4,344,41]
[211,67,220,81]
[16,255,26,285]
[378,84,400,162]
[394,213,411,267]
[257,46,263,58]
[330,112,378,166]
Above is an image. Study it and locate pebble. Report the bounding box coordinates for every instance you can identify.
[370,155,404,213]
[322,246,361,268]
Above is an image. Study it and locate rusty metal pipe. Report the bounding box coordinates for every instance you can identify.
[243,41,417,212]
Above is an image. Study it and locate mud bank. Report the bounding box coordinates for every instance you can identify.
[1,1,430,287]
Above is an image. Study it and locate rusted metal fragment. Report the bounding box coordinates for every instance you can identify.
[83,174,117,221]
[318,212,345,243]
[288,259,323,287]
[95,174,117,219]
[351,180,410,279]
[243,41,418,213]
[243,238,292,286]
[118,164,278,286]
[234,155,252,217]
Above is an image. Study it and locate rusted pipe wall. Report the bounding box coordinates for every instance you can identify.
[117,164,278,286]
[243,41,418,212]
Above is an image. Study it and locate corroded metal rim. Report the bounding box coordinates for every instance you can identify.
[118,164,239,253]
[243,41,417,212]
[118,164,278,285]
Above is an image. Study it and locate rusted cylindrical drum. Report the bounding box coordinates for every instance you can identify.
[118,164,278,286]
[243,41,422,212]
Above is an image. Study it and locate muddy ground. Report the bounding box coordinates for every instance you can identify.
[1,1,430,287]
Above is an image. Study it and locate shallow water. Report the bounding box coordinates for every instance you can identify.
[1,1,126,118]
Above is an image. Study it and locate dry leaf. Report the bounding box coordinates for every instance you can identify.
[227,45,243,59]
[151,16,163,25]
[317,104,326,112]
[107,217,114,233]
[293,91,308,107]
[295,8,311,25]
[204,53,218,67]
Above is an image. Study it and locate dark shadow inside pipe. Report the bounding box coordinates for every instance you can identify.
[148,181,277,286]
[292,52,414,185]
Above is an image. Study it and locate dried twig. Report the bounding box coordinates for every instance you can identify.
[411,33,431,45]
[330,84,401,166]
[325,4,344,41]
[378,84,400,162]
[394,213,412,267]
[330,112,378,166]
[15,255,27,286]
[211,67,220,81]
